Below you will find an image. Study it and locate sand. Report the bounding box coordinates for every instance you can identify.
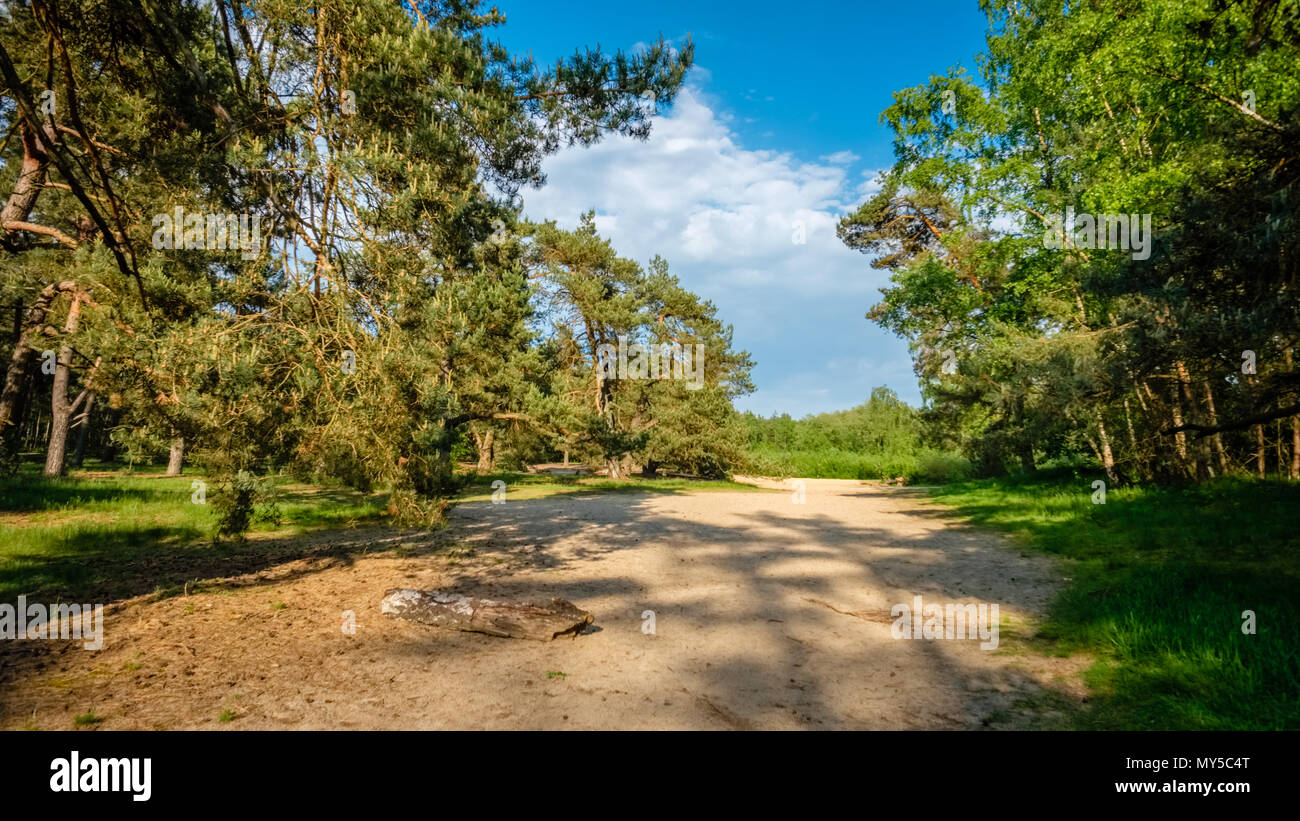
[0,479,1089,730]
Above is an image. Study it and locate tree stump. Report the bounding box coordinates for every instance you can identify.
[381,589,594,641]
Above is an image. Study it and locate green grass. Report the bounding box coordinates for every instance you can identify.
[929,471,1300,730]
[0,466,388,602]
[0,464,758,602]
[454,470,766,503]
[744,446,971,483]
[73,710,103,727]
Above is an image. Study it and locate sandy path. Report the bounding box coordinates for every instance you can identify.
[0,479,1087,730]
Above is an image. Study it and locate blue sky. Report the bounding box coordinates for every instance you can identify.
[494,1,990,417]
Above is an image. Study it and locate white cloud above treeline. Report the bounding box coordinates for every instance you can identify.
[520,86,920,416]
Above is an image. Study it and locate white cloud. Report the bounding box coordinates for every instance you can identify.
[519,85,919,414]
[821,150,861,165]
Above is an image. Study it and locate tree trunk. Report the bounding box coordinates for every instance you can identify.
[0,120,56,251]
[1201,381,1229,477]
[1291,416,1299,481]
[43,293,85,477]
[474,428,494,473]
[1174,361,1201,479]
[1286,349,1299,480]
[643,458,659,478]
[3,355,35,458]
[43,362,72,476]
[1167,381,1190,477]
[1277,420,1284,480]
[1083,434,1102,465]
[0,281,75,435]
[1018,441,1035,473]
[1123,396,1148,481]
[166,436,184,476]
[381,588,593,641]
[1097,413,1117,484]
[71,391,95,468]
[1255,424,1267,479]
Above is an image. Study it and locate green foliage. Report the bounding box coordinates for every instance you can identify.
[741,386,972,481]
[524,215,755,478]
[932,474,1300,729]
[0,0,697,515]
[843,0,1300,484]
[210,471,272,541]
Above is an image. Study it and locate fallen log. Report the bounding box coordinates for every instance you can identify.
[381,588,594,641]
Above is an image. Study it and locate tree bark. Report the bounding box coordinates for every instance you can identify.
[1201,381,1229,477]
[0,120,56,251]
[1292,415,1299,481]
[1123,396,1148,481]
[0,281,76,435]
[1097,413,1117,484]
[1255,424,1267,479]
[43,292,86,477]
[166,435,184,476]
[1286,349,1299,481]
[1174,361,1201,478]
[71,391,95,468]
[381,588,593,641]
[1277,420,1284,480]
[1167,379,1191,477]
[474,428,494,473]
[5,364,35,456]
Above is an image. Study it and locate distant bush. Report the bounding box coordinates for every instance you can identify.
[914,450,972,483]
[742,446,969,483]
[738,388,973,483]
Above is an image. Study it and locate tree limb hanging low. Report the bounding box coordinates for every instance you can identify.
[1165,402,1300,438]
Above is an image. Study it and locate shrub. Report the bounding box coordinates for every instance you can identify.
[915,450,972,483]
[211,470,273,541]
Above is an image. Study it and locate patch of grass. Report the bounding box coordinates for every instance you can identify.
[218,709,236,723]
[73,710,103,727]
[545,670,567,680]
[455,471,764,503]
[1,465,761,602]
[929,472,1300,730]
[0,469,389,602]
[744,446,971,483]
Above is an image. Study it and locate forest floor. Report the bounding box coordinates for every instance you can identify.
[0,477,1090,730]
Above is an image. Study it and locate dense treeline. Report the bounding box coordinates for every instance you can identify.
[0,0,751,523]
[840,0,1300,484]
